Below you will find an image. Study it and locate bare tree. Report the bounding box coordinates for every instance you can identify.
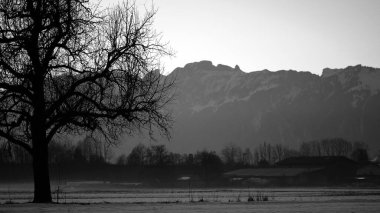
[299,139,355,157]
[221,143,242,166]
[242,148,253,166]
[116,154,128,165]
[253,148,260,166]
[310,140,322,156]
[0,0,173,202]
[299,142,311,156]
[273,144,286,162]
[127,143,148,166]
[258,142,273,164]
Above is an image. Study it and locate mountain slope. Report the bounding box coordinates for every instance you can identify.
[163,61,380,153]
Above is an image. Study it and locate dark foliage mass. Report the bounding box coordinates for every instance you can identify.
[1,136,113,166]
[0,138,371,186]
[0,137,369,167]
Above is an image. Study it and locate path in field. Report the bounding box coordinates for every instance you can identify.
[1,200,380,213]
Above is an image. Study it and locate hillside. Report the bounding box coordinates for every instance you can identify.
[156,61,380,153]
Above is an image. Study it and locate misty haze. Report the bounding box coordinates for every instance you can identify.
[1,0,380,213]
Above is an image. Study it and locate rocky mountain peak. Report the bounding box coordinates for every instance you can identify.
[321,65,380,94]
[183,60,215,72]
[178,61,243,73]
[163,62,380,154]
[321,64,371,78]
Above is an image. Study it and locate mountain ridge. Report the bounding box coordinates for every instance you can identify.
[157,61,380,154]
[117,61,380,156]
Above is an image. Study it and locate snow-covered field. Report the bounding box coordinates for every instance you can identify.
[1,183,380,212]
[1,201,380,213]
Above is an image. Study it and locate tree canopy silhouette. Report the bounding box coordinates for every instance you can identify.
[0,0,173,203]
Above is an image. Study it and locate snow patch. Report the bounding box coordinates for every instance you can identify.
[190,83,279,113]
[284,87,301,102]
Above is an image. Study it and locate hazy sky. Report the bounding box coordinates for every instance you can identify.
[97,0,380,75]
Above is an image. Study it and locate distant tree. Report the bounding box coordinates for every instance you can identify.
[300,138,353,157]
[167,152,182,166]
[273,144,287,163]
[299,142,312,156]
[149,145,169,167]
[76,136,106,164]
[0,0,173,202]
[351,141,369,163]
[253,142,298,166]
[255,142,274,164]
[0,142,14,164]
[116,154,128,165]
[102,141,113,164]
[351,148,369,163]
[183,153,194,166]
[329,138,352,156]
[283,148,300,159]
[0,142,9,164]
[127,144,148,166]
[48,140,75,164]
[309,140,322,156]
[73,146,86,163]
[0,142,31,164]
[221,144,242,166]
[194,150,223,183]
[242,148,253,166]
[257,159,270,167]
[253,149,260,166]
[321,139,333,156]
[127,144,181,167]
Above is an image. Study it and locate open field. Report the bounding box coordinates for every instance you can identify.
[1,201,380,213]
[1,183,380,212]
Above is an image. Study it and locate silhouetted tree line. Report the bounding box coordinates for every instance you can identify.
[0,137,373,187]
[299,139,369,161]
[114,138,369,170]
[1,137,370,168]
[0,136,111,165]
[115,144,224,185]
[116,144,223,172]
[251,138,369,166]
[219,138,369,167]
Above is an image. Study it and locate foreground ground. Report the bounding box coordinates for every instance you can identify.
[1,200,380,213]
[1,185,380,212]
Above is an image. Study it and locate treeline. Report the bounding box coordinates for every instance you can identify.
[116,144,223,172]
[220,138,369,167]
[0,136,112,165]
[115,138,370,169]
[0,137,370,167]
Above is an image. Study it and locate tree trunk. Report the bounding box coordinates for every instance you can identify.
[31,69,52,203]
[32,141,52,203]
